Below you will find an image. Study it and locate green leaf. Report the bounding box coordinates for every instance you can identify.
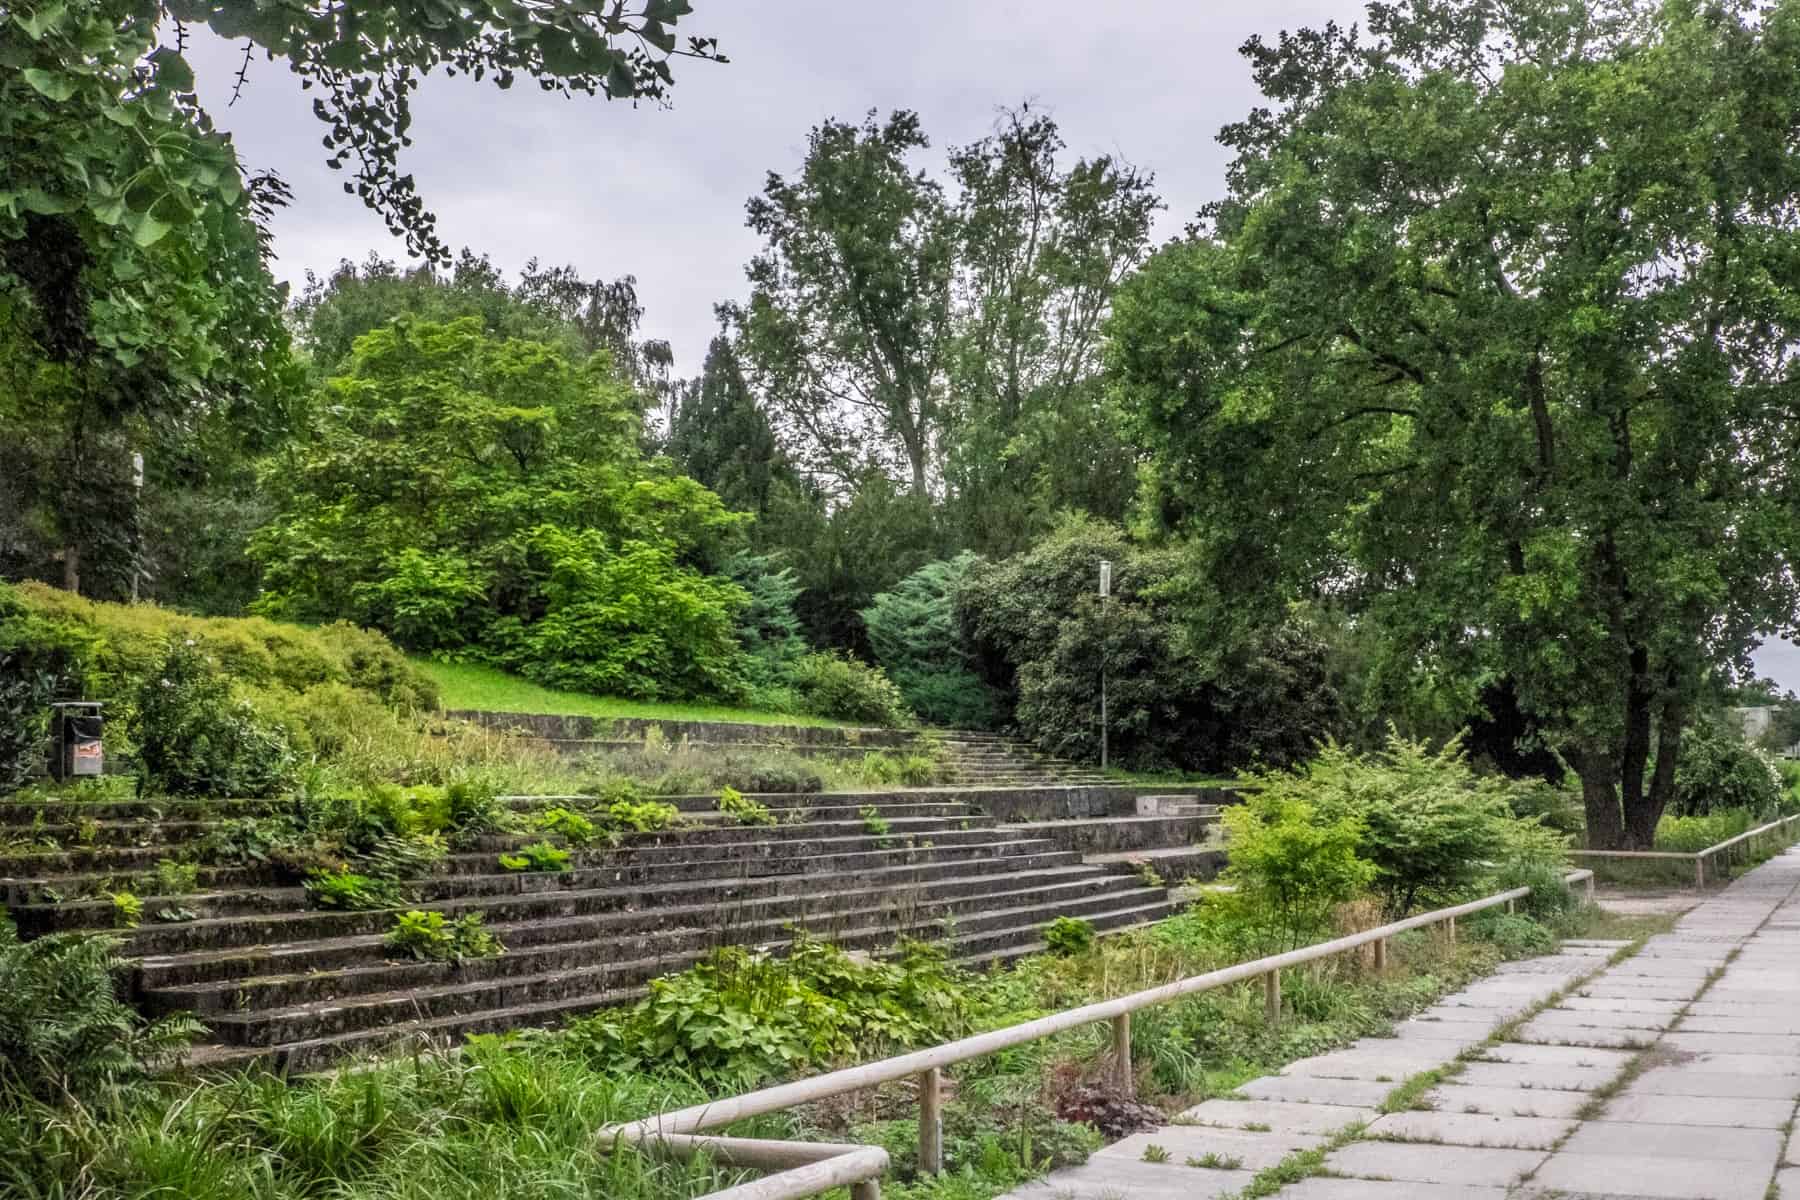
[21,188,77,215]
[12,2,65,40]
[21,67,76,101]
[147,46,195,92]
[129,211,172,248]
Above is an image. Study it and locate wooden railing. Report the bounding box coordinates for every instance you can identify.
[601,869,1597,1200]
[1568,813,1800,888]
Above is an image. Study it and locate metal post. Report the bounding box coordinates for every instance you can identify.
[1112,1012,1133,1096]
[917,1068,942,1175]
[1098,560,1111,772]
[1372,938,1387,971]
[1264,971,1280,1024]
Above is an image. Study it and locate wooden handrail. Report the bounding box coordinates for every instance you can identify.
[1568,813,1800,888]
[602,869,1596,1200]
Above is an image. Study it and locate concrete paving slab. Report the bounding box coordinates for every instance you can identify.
[1596,1093,1795,1128]
[1235,1075,1398,1108]
[1786,1126,1798,1167]
[1274,1178,1510,1200]
[1624,1068,1800,1099]
[1281,1049,1451,1082]
[1559,1120,1783,1162]
[1176,1098,1372,1135]
[1324,1141,1545,1186]
[1780,1168,1800,1200]
[1662,1032,1800,1056]
[1554,996,1687,1017]
[1423,1083,1589,1118]
[1513,1020,1659,1049]
[1368,1111,1574,1149]
[1528,1151,1767,1200]
[1676,1014,1800,1034]
[1478,1043,1636,1071]
[1452,1062,1614,1092]
[1531,1008,1674,1030]
[1390,1019,1496,1045]
[1098,1127,1311,1171]
[1003,1157,1252,1200]
[1652,1051,1800,1077]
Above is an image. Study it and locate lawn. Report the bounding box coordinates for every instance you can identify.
[416,658,851,728]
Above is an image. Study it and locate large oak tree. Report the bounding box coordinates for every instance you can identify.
[1109,0,1800,848]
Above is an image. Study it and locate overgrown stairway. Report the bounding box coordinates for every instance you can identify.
[0,786,1191,1074]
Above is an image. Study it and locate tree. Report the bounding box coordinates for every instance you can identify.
[252,318,750,700]
[863,553,1003,728]
[736,111,955,496]
[668,335,790,516]
[942,107,1161,554]
[1110,0,1800,848]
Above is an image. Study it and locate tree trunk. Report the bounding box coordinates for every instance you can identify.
[1625,697,1685,850]
[61,543,80,594]
[1579,750,1624,850]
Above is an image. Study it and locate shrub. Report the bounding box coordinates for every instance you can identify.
[305,870,405,910]
[0,916,201,1109]
[1492,858,1581,923]
[0,611,78,793]
[601,797,681,835]
[959,518,1343,771]
[497,841,572,873]
[717,786,775,827]
[1655,808,1755,853]
[534,806,599,846]
[109,892,142,929]
[133,640,297,798]
[1252,734,1567,916]
[152,860,199,895]
[385,910,505,962]
[1469,912,1556,957]
[1672,719,1783,818]
[789,652,913,727]
[1219,792,1375,947]
[1044,916,1096,956]
[358,831,449,880]
[863,554,1004,729]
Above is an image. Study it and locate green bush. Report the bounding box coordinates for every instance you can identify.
[1250,734,1568,916]
[1044,916,1096,956]
[0,916,201,1109]
[1655,808,1756,852]
[534,806,599,846]
[1672,719,1783,818]
[1219,792,1375,947]
[497,840,572,873]
[304,870,405,910]
[560,935,969,1086]
[863,554,1004,729]
[718,786,775,827]
[384,910,504,962]
[134,641,296,798]
[789,652,913,727]
[959,517,1343,772]
[1468,911,1556,957]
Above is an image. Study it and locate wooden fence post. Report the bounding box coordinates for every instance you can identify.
[917,1068,942,1175]
[1112,1013,1134,1097]
[1264,971,1281,1024]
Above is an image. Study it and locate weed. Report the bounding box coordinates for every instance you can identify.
[152,859,199,895]
[1186,1152,1243,1169]
[860,805,893,839]
[305,870,405,910]
[496,841,572,873]
[1044,916,1096,956]
[385,910,505,962]
[718,786,775,827]
[109,891,142,929]
[1141,1143,1170,1164]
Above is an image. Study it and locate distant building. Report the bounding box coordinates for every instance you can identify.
[1729,706,1800,758]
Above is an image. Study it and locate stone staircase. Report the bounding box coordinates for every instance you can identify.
[0,785,1204,1074]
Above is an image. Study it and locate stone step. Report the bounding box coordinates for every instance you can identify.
[0,798,291,826]
[998,814,1220,856]
[158,876,1158,1034]
[108,852,1100,954]
[174,885,1178,1074]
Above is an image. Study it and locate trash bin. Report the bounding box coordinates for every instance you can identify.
[50,701,104,780]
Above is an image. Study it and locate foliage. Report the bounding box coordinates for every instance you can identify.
[668,336,796,519]
[385,910,505,963]
[863,554,1003,729]
[721,552,808,693]
[0,916,200,1109]
[152,860,199,896]
[1246,735,1567,917]
[858,1099,1102,1184]
[788,652,913,727]
[133,640,296,798]
[359,832,450,881]
[305,870,405,912]
[961,518,1342,771]
[1052,1084,1163,1140]
[536,806,600,847]
[1491,858,1582,925]
[0,587,80,793]
[1219,793,1375,949]
[1671,719,1783,818]
[108,891,142,929]
[1111,0,1800,849]
[497,841,573,873]
[1043,916,1095,957]
[253,318,752,703]
[1654,808,1757,854]
[717,787,775,828]
[858,805,893,839]
[561,936,970,1086]
[1466,912,1557,958]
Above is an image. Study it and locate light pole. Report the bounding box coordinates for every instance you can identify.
[1098,560,1111,771]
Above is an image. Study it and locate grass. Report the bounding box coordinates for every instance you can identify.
[416,659,853,729]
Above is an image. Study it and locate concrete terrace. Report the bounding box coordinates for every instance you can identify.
[1003,844,1800,1200]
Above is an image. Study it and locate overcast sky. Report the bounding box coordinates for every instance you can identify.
[181,1,1800,691]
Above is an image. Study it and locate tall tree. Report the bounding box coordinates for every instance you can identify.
[736,111,955,496]
[1109,0,1800,848]
[667,335,789,516]
[943,107,1160,552]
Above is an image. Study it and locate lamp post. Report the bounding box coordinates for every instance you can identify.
[1098,560,1111,771]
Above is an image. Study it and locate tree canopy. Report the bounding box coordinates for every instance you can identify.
[1109,0,1800,846]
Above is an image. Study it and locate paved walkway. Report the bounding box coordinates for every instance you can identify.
[1006,846,1800,1200]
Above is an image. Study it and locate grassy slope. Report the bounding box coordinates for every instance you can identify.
[416,658,850,728]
